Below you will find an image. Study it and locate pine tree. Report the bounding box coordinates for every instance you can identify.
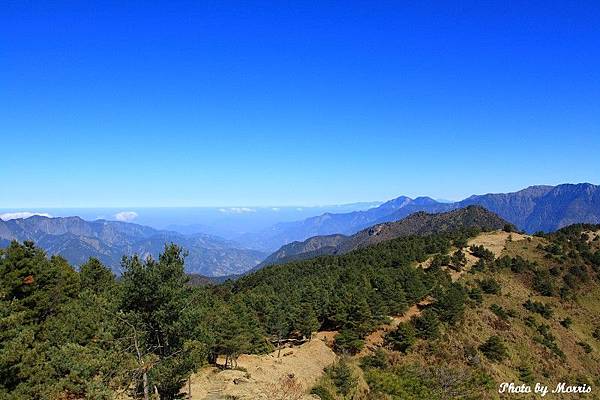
[413,309,441,339]
[385,322,416,353]
[118,244,206,400]
[297,305,319,340]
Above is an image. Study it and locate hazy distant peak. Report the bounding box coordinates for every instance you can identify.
[465,185,554,201]
[379,195,413,209]
[412,196,439,205]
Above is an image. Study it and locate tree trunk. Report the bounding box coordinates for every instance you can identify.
[143,371,149,400]
[277,336,282,358]
[188,377,192,399]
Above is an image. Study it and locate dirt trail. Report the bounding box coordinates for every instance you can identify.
[359,299,432,356]
[361,231,529,355]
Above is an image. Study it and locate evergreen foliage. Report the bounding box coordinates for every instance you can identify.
[3,222,599,398]
[479,336,508,362]
[385,322,416,353]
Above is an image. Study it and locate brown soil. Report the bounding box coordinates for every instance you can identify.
[185,332,336,399]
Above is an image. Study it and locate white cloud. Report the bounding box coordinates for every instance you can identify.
[218,207,256,214]
[271,207,281,211]
[0,211,52,221]
[114,211,138,222]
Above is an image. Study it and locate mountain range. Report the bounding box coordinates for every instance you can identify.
[1,183,598,276]
[259,205,510,267]
[0,216,266,276]
[242,183,600,252]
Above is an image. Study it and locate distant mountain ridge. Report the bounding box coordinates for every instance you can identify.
[3,183,598,275]
[236,196,440,251]
[259,205,510,267]
[0,216,266,276]
[245,183,599,251]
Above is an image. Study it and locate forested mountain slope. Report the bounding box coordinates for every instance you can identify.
[2,221,600,399]
[309,225,600,400]
[243,183,600,251]
[260,205,511,267]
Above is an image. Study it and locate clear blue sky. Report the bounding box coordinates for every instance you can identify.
[2,1,599,207]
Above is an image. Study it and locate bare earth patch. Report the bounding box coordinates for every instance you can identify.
[452,231,529,281]
[468,231,528,257]
[186,332,336,399]
[582,229,600,244]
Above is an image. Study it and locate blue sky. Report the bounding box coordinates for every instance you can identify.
[1,1,599,207]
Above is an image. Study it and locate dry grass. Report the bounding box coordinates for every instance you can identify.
[450,232,600,398]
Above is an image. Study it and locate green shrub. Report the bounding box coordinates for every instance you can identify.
[326,359,357,396]
[478,278,501,295]
[517,365,534,384]
[468,287,483,306]
[524,315,537,327]
[533,271,556,296]
[489,304,509,320]
[470,245,495,262]
[365,368,437,400]
[434,283,467,325]
[385,322,415,353]
[310,386,336,400]
[560,317,573,329]
[593,326,600,341]
[360,348,389,370]
[471,258,486,273]
[479,336,508,362]
[413,309,441,340]
[534,324,564,359]
[578,341,593,354]
[450,250,467,271]
[366,363,494,400]
[503,224,515,233]
[453,237,468,249]
[523,299,553,319]
[334,329,364,355]
[430,253,451,269]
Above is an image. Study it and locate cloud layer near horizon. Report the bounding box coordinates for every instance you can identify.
[218,207,256,214]
[0,212,53,221]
